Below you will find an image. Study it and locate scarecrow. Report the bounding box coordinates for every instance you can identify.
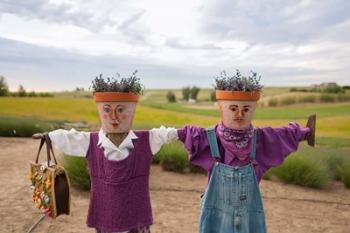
[33,71,177,233]
[177,70,316,233]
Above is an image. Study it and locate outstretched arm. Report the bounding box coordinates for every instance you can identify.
[255,115,316,176]
[32,129,90,157]
[177,125,215,171]
[149,126,178,155]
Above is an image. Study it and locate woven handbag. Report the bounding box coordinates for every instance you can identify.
[29,134,71,218]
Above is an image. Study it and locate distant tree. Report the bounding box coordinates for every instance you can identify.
[0,76,9,96]
[166,91,176,103]
[18,85,26,97]
[190,86,200,100]
[182,86,190,101]
[27,91,37,97]
[39,92,54,97]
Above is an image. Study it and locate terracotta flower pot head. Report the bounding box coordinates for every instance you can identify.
[214,70,263,130]
[95,92,139,133]
[91,71,143,133]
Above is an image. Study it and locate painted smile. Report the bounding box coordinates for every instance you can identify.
[111,123,119,128]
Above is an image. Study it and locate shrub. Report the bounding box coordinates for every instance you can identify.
[156,141,189,173]
[337,94,350,102]
[182,86,190,101]
[316,137,350,148]
[301,88,312,92]
[62,156,90,191]
[272,155,330,189]
[262,170,273,180]
[38,92,54,97]
[27,91,36,97]
[152,154,161,164]
[268,98,278,107]
[299,95,316,103]
[290,87,314,92]
[339,162,350,189]
[189,164,206,174]
[324,86,344,94]
[319,94,335,103]
[280,96,296,106]
[326,155,344,181]
[0,116,61,137]
[24,91,54,97]
[166,91,176,103]
[190,86,200,100]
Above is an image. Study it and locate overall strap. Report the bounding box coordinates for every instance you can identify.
[206,127,221,161]
[249,129,257,160]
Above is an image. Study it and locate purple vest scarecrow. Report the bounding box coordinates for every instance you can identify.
[86,131,153,232]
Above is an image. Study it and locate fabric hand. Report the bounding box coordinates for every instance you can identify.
[306,114,316,147]
[32,132,48,139]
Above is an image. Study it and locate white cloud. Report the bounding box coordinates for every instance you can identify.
[0,0,117,31]
[0,0,349,90]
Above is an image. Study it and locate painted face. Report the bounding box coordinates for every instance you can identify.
[218,100,258,129]
[96,102,136,133]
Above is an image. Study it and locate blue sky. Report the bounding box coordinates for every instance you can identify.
[0,0,349,91]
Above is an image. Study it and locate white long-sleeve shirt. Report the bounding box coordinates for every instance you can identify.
[48,126,179,160]
[48,127,178,233]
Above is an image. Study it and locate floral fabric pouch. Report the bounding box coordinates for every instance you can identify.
[29,135,71,218]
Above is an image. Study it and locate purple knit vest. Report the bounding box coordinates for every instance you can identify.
[86,131,153,232]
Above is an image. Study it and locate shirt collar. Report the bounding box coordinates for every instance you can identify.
[97,128,138,151]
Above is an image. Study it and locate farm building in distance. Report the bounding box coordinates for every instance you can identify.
[311,82,338,89]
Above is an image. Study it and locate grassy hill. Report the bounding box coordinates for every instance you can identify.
[0,88,349,147]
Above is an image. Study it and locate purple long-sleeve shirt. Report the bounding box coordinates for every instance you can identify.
[177,123,310,182]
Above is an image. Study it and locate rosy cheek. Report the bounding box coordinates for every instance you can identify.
[121,115,128,121]
[102,114,108,119]
[227,113,234,118]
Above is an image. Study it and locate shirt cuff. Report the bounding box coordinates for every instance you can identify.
[300,126,311,141]
[149,126,178,155]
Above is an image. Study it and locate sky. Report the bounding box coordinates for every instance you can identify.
[0,0,349,91]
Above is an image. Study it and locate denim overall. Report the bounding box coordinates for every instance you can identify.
[199,128,267,233]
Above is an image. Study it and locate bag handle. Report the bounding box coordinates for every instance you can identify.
[34,133,58,166]
[45,134,58,165]
[35,137,46,164]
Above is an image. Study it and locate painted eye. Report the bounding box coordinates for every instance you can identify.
[117,107,124,113]
[230,107,237,112]
[244,108,250,112]
[103,106,111,113]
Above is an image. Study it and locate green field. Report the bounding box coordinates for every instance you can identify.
[0,88,350,147]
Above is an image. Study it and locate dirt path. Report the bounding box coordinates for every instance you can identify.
[1,137,350,233]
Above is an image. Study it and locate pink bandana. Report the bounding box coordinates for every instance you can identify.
[216,122,254,163]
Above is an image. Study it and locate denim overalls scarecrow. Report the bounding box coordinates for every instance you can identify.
[199,127,267,233]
